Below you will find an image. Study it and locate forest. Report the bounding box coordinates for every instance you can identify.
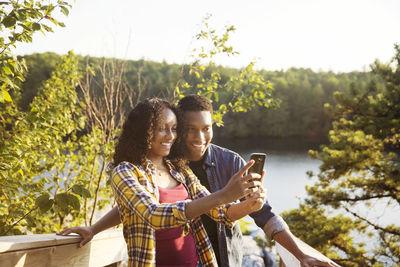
[19,52,377,140]
[1,1,399,266]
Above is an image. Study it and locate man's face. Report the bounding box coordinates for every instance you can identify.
[183,111,213,161]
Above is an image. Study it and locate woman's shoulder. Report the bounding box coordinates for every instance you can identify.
[113,161,143,176]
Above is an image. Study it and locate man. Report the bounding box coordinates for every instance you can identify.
[58,95,339,267]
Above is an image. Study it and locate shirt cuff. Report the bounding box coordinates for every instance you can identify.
[172,199,192,223]
[263,215,289,240]
[222,203,234,228]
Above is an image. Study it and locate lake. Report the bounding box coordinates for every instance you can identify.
[213,137,399,227]
[214,137,322,214]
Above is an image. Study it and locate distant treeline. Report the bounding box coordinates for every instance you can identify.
[20,52,378,140]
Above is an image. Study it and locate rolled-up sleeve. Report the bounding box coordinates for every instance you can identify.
[111,162,190,229]
[263,215,289,240]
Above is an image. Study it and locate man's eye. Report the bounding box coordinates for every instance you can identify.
[172,127,177,132]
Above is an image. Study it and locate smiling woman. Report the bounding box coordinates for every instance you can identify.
[147,108,178,161]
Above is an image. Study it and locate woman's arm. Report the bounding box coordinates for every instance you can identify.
[227,186,267,221]
[184,161,263,226]
[185,160,260,219]
[112,161,259,229]
[57,207,121,247]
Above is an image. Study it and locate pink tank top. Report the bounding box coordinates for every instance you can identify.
[156,183,199,267]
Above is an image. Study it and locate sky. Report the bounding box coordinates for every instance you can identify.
[13,0,400,72]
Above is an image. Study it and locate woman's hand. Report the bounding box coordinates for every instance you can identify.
[57,226,94,248]
[219,160,262,204]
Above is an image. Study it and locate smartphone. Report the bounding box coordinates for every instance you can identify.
[248,153,266,182]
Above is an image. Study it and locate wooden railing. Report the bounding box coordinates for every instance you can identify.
[0,228,331,267]
[0,229,127,267]
[276,238,332,267]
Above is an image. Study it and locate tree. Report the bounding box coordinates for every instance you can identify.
[0,0,71,107]
[174,15,280,126]
[0,52,86,235]
[284,44,400,266]
[0,1,85,235]
[77,57,141,225]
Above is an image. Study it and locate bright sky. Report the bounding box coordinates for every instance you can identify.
[14,0,400,72]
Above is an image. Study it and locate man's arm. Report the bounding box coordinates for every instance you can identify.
[57,206,121,247]
[228,152,340,266]
[263,218,340,267]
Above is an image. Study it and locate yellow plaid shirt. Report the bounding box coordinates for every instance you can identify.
[111,159,234,267]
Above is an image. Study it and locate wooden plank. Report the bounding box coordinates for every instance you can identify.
[0,234,81,253]
[0,229,128,267]
[0,229,124,253]
[276,237,331,267]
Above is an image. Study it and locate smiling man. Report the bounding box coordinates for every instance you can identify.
[58,95,339,267]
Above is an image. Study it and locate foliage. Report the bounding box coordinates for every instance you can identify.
[77,57,140,225]
[20,53,376,140]
[0,0,71,107]
[174,15,280,126]
[0,52,86,234]
[218,69,374,139]
[284,44,400,266]
[282,205,375,266]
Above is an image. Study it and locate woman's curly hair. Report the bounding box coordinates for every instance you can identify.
[113,98,187,171]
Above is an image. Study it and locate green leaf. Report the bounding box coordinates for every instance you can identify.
[81,188,91,198]
[71,184,82,195]
[55,192,81,211]
[60,6,69,16]
[32,23,41,31]
[3,66,12,75]
[3,16,17,28]
[72,184,91,198]
[68,194,80,210]
[2,89,12,102]
[41,24,53,32]
[35,193,54,212]
[55,193,69,209]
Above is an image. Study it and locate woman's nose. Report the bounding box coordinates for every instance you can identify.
[166,129,176,139]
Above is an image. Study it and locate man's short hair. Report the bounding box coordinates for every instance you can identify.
[177,94,213,113]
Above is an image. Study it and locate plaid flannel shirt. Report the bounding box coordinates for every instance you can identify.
[111,159,234,267]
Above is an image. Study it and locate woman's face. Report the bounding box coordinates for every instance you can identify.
[147,108,178,161]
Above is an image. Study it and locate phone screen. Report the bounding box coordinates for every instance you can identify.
[248,153,266,178]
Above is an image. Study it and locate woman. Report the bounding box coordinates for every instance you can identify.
[110,98,265,267]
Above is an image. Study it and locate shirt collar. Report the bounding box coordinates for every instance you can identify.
[144,158,185,183]
[144,158,173,170]
[202,144,216,167]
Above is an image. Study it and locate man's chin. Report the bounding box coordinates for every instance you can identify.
[187,150,205,161]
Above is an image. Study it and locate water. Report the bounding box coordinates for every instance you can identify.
[214,137,399,225]
[214,137,399,264]
[214,137,322,214]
